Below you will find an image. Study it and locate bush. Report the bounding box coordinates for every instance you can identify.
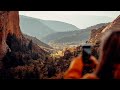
[10,65,40,79]
[47,65,56,78]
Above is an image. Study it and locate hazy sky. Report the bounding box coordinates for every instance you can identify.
[19,11,120,29]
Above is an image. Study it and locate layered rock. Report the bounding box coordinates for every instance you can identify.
[102,15,120,33]
[0,11,23,60]
[0,11,49,62]
[89,15,120,44]
[89,25,107,44]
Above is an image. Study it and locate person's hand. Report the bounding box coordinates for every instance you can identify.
[84,55,99,70]
[90,56,99,66]
[64,55,84,79]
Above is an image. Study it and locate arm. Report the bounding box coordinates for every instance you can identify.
[64,55,84,79]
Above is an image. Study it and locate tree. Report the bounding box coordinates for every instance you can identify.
[28,40,33,50]
[63,49,73,60]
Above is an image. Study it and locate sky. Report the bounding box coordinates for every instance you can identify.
[19,11,120,29]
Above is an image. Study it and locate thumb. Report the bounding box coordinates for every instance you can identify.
[89,56,99,66]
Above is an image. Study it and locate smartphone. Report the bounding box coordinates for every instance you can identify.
[82,45,92,75]
[82,45,91,64]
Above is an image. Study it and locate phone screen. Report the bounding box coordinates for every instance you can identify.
[82,45,92,75]
[84,48,91,55]
[82,45,91,63]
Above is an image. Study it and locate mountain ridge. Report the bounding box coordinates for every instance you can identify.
[20,15,80,40]
[89,15,120,44]
[23,34,53,49]
[40,19,80,32]
[20,15,55,39]
[42,23,109,44]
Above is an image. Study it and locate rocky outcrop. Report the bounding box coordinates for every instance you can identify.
[0,11,23,60]
[0,11,50,62]
[89,15,120,44]
[102,15,120,33]
[89,25,107,44]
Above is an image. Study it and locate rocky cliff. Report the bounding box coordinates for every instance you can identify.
[0,11,49,62]
[89,15,120,44]
[0,11,23,60]
[89,25,107,44]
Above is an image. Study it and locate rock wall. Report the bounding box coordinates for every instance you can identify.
[89,15,120,44]
[89,26,107,44]
[102,15,120,33]
[0,11,23,60]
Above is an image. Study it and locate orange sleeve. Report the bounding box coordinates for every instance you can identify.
[64,56,84,79]
[82,74,99,79]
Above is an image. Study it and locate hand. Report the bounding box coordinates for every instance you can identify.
[89,55,99,68]
[84,56,99,69]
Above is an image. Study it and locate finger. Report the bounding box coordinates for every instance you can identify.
[89,56,99,65]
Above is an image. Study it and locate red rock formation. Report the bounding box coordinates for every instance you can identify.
[89,15,120,44]
[0,11,23,60]
[89,25,107,44]
[102,15,120,33]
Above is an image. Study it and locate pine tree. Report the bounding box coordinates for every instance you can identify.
[28,40,33,50]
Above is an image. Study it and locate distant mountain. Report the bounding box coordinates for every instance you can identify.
[20,15,80,40]
[20,15,55,39]
[59,15,113,29]
[86,23,109,30]
[23,34,53,49]
[40,20,80,32]
[42,23,108,44]
[55,30,91,44]
[45,29,91,44]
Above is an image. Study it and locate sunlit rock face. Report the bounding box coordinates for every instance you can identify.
[89,25,107,44]
[89,15,120,44]
[102,15,120,33]
[0,11,23,60]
